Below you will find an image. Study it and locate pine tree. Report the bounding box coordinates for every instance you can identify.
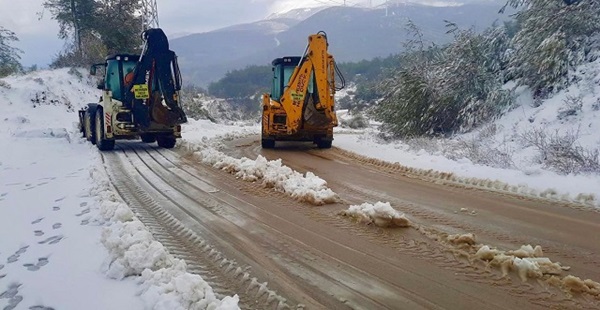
[0,26,22,77]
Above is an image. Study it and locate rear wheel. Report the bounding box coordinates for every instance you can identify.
[95,108,115,151]
[140,133,156,143]
[261,138,275,149]
[157,135,176,149]
[316,137,332,149]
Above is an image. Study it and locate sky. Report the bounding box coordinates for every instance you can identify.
[0,0,435,67]
[0,61,599,308]
[0,0,349,67]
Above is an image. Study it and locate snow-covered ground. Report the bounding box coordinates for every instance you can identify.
[1,57,599,308]
[0,69,239,309]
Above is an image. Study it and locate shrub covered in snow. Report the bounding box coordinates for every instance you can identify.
[519,127,600,175]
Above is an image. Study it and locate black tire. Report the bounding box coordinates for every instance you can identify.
[156,136,176,149]
[95,108,115,151]
[79,115,86,138]
[316,139,332,149]
[140,133,156,143]
[261,138,275,149]
[84,108,97,145]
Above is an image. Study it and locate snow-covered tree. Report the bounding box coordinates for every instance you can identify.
[0,26,22,77]
[43,0,143,67]
[505,0,600,96]
[374,23,513,137]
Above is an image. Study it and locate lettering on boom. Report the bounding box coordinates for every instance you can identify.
[292,73,307,107]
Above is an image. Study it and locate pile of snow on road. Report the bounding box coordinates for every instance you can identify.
[90,166,240,309]
[474,243,600,296]
[195,147,338,205]
[341,201,410,228]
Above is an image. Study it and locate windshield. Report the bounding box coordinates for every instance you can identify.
[272,64,314,102]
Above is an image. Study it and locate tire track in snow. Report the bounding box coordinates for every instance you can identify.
[105,147,290,310]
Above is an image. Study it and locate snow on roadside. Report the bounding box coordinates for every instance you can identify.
[89,165,240,309]
[333,137,599,208]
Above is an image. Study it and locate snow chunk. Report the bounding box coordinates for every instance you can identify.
[475,245,501,261]
[341,202,410,228]
[101,220,174,279]
[196,148,338,205]
[562,275,600,296]
[513,257,542,282]
[139,260,240,310]
[507,244,544,258]
[447,233,476,246]
[99,200,135,223]
[475,244,570,282]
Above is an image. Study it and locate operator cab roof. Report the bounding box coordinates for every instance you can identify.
[105,54,140,62]
[272,56,302,66]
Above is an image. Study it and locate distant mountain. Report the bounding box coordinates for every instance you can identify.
[265,6,329,21]
[171,2,510,87]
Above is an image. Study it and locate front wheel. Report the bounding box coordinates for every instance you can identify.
[95,108,115,151]
[84,108,96,145]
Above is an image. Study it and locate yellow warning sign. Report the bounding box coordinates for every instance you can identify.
[133,84,149,99]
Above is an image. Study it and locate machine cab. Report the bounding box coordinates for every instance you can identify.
[90,54,140,102]
[270,56,315,102]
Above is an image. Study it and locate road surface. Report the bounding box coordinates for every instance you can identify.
[102,137,600,309]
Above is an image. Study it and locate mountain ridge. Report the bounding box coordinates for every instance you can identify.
[171,2,510,87]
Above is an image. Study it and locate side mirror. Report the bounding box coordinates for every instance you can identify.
[90,63,104,76]
[97,79,105,90]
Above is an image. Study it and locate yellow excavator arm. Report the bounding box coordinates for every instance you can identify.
[278,32,338,134]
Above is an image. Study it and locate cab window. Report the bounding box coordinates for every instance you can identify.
[106,60,122,101]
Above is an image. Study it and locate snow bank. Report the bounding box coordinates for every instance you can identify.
[331,145,600,209]
[340,201,410,228]
[89,165,240,309]
[193,147,338,205]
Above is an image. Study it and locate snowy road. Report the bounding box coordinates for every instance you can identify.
[103,139,600,309]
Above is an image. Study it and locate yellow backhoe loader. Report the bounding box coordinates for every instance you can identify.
[261,31,345,149]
